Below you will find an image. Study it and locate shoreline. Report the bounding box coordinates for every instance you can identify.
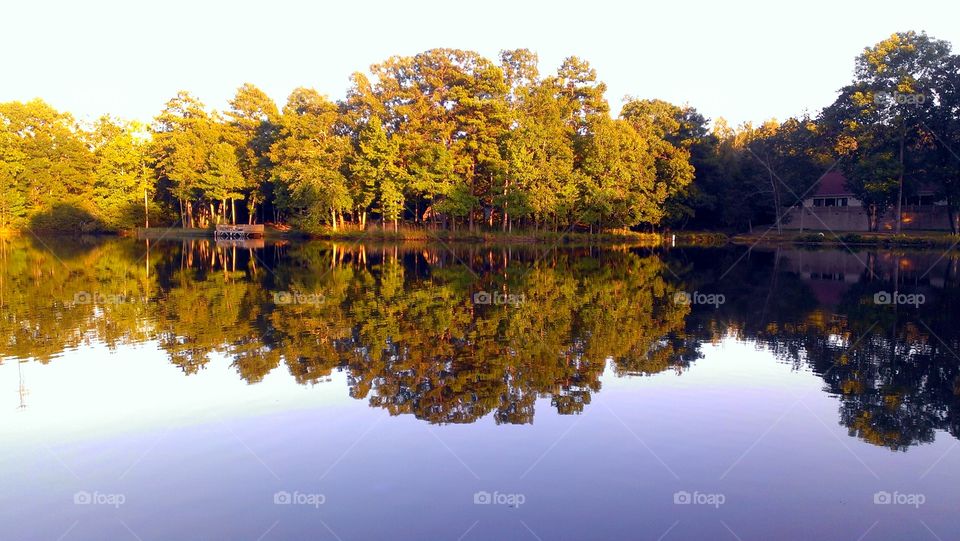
[731,230,960,248]
[125,227,729,247]
[10,226,960,249]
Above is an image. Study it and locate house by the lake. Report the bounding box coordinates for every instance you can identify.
[782,171,952,231]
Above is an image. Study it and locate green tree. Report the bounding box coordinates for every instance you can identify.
[270,88,351,230]
[620,98,696,228]
[822,88,902,231]
[224,83,279,224]
[579,117,658,229]
[843,31,954,232]
[498,50,575,231]
[150,91,220,227]
[90,117,154,230]
[0,127,27,229]
[0,99,93,224]
[915,53,960,232]
[347,116,406,229]
[201,141,245,224]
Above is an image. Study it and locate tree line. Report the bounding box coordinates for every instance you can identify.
[1,31,959,234]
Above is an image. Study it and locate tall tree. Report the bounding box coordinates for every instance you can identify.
[270,88,351,229]
[90,117,153,229]
[201,141,245,224]
[150,91,220,227]
[620,98,696,228]
[822,87,902,231]
[0,124,27,229]
[224,83,279,224]
[847,31,954,232]
[916,53,960,232]
[0,100,93,220]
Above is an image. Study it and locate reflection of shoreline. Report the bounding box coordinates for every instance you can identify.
[4,237,960,450]
[768,248,960,307]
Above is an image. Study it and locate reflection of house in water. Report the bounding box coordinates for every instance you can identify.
[779,249,960,308]
[781,250,863,308]
[782,171,952,231]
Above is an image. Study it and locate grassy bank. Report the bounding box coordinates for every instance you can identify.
[40,225,732,247]
[307,227,730,246]
[131,226,306,240]
[732,230,960,248]
[312,227,653,245]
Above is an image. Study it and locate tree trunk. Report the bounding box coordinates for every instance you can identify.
[769,169,782,235]
[896,121,905,234]
[948,201,959,235]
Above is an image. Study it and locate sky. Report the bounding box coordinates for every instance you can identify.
[2,0,959,127]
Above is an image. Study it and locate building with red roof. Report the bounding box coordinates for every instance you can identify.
[783,172,950,231]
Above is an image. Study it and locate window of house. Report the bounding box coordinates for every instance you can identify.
[815,197,848,207]
[810,272,845,281]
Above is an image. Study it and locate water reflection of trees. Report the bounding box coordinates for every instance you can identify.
[671,247,960,451]
[4,237,960,446]
[0,237,692,425]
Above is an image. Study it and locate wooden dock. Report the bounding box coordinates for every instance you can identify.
[136,225,267,240]
[214,224,265,239]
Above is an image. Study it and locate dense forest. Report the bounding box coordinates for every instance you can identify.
[1,31,959,234]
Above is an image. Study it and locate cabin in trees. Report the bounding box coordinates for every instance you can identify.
[783,172,951,232]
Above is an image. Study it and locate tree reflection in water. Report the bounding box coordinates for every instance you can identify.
[2,236,959,449]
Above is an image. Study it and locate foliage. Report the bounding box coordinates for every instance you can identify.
[1,33,958,235]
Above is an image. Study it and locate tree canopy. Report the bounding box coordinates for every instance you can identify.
[1,33,958,234]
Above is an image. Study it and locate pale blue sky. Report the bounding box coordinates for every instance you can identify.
[3,0,958,127]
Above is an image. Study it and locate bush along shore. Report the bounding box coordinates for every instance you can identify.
[21,223,960,250]
[732,230,960,248]
[126,225,730,246]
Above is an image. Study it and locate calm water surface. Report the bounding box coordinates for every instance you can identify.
[3,237,960,540]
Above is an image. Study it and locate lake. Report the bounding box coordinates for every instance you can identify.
[2,236,959,540]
